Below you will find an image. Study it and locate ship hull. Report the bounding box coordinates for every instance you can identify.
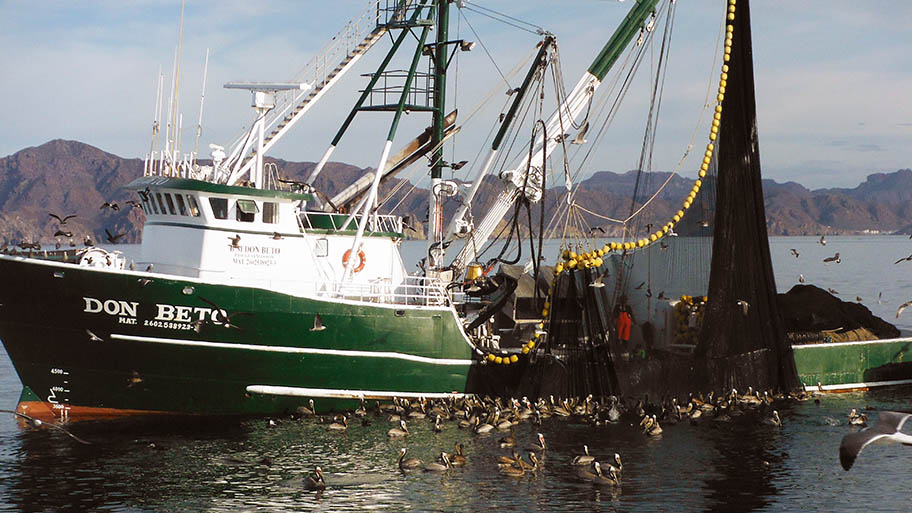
[792,337,912,392]
[0,255,474,421]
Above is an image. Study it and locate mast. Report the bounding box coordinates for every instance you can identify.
[427,0,449,271]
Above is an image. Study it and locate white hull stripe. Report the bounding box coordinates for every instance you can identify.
[111,334,474,366]
[246,385,469,400]
[792,336,912,349]
[803,378,912,392]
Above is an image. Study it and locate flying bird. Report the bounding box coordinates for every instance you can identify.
[790,248,799,258]
[0,409,92,445]
[897,300,912,319]
[197,297,252,331]
[272,232,284,240]
[54,230,73,238]
[894,254,912,265]
[645,287,652,298]
[657,291,667,300]
[48,213,77,225]
[798,274,806,283]
[856,296,863,303]
[736,299,750,316]
[588,226,605,235]
[105,229,126,244]
[311,314,327,332]
[828,288,840,295]
[823,252,841,264]
[634,281,646,290]
[590,268,610,288]
[877,292,883,304]
[228,234,241,248]
[86,329,104,342]
[839,411,912,471]
[100,202,120,211]
[818,234,827,246]
[125,200,144,211]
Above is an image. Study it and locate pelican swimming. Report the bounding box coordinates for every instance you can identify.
[571,445,595,466]
[387,419,409,437]
[397,447,423,471]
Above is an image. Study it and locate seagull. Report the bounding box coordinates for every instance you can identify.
[137,278,153,287]
[49,213,77,225]
[311,314,327,332]
[828,287,840,295]
[736,299,749,316]
[588,226,605,235]
[0,409,92,444]
[818,234,827,246]
[125,200,144,211]
[54,230,73,238]
[197,297,252,331]
[894,254,912,265]
[667,228,678,237]
[272,232,283,240]
[856,296,863,303]
[100,201,120,211]
[634,281,646,290]
[823,252,841,264]
[145,264,154,272]
[798,274,806,283]
[790,248,799,258]
[877,292,883,304]
[645,288,652,298]
[897,300,912,319]
[228,234,241,248]
[105,229,126,244]
[589,267,610,288]
[86,329,104,342]
[660,241,668,250]
[840,411,912,470]
[657,291,667,300]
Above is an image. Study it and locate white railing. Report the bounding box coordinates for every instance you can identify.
[320,275,451,306]
[299,212,403,234]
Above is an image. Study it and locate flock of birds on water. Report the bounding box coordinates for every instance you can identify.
[3,386,911,495]
[283,388,798,491]
[789,234,912,320]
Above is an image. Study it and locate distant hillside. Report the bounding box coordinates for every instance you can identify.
[0,140,909,244]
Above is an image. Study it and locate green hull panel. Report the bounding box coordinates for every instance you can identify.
[792,338,912,390]
[0,256,476,418]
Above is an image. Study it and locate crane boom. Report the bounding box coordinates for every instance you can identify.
[449,0,661,272]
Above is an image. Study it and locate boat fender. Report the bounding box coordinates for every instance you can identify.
[342,248,366,273]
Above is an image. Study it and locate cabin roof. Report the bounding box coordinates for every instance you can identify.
[125,176,312,201]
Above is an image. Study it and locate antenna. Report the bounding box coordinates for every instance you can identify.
[172,0,186,161]
[194,48,210,166]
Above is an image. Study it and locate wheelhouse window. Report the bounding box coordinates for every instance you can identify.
[155,193,167,215]
[263,202,279,224]
[209,197,228,220]
[175,194,188,216]
[164,194,177,215]
[145,197,159,215]
[236,199,258,223]
[186,195,201,217]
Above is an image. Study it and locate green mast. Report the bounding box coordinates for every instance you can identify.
[428,0,449,270]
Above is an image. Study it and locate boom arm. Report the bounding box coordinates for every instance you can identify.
[448,0,660,272]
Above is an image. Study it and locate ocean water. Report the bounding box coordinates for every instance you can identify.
[1,235,911,511]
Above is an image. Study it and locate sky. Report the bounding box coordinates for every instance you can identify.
[0,0,909,190]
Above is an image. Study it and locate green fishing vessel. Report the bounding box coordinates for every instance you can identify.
[0,0,665,421]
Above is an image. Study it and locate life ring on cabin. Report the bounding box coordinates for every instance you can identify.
[342,248,366,273]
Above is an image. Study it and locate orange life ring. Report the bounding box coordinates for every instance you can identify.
[342,248,366,273]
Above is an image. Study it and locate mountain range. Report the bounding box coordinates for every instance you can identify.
[0,139,910,245]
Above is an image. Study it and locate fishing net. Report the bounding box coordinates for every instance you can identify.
[694,0,801,392]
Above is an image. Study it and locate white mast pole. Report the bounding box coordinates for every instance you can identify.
[194,48,210,166]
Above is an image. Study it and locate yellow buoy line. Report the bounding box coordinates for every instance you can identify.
[479,0,738,366]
